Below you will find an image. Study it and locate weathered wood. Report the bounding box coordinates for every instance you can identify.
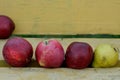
[0,0,120,34]
[0,68,120,80]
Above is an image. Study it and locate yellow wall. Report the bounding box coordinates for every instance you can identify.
[0,0,120,34]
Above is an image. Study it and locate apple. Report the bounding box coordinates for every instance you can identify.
[92,44,119,68]
[0,15,15,39]
[2,37,33,67]
[35,39,64,68]
[65,42,93,69]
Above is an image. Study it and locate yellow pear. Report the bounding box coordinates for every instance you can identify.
[92,44,119,68]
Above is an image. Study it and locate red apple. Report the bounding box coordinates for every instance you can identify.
[65,42,93,69]
[2,37,33,67]
[35,39,64,68]
[0,15,15,39]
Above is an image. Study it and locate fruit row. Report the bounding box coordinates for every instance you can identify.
[0,15,119,69]
[2,37,119,69]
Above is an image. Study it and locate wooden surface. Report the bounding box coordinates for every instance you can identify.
[0,0,120,34]
[0,38,120,80]
[0,68,120,80]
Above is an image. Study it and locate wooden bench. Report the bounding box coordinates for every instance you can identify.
[0,0,120,80]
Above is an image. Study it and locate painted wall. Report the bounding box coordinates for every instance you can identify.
[0,0,120,34]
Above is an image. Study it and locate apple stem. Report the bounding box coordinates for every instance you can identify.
[114,48,119,53]
[44,40,48,45]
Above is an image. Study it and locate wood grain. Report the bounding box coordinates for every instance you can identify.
[0,68,120,80]
[0,0,120,34]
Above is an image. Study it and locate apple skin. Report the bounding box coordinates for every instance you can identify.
[2,37,33,67]
[65,42,93,69]
[0,15,15,39]
[92,44,119,68]
[35,39,64,68]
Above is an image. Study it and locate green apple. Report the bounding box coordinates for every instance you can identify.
[92,44,119,68]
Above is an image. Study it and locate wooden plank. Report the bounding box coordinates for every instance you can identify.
[0,68,120,80]
[0,0,120,34]
[0,38,120,80]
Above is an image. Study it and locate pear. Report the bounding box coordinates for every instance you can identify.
[92,44,119,68]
